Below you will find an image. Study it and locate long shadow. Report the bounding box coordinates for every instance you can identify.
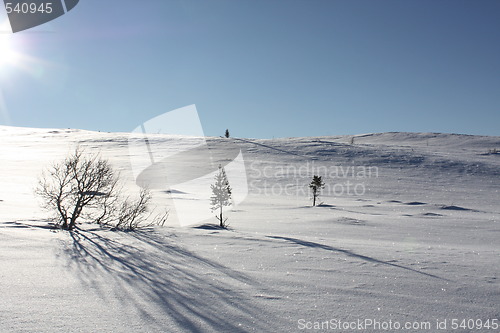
[267,236,451,282]
[315,139,351,147]
[232,137,309,158]
[64,229,273,332]
[0,220,58,230]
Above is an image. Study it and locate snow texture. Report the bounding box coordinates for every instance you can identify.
[0,126,499,332]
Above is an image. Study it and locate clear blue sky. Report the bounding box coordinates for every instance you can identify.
[0,0,499,138]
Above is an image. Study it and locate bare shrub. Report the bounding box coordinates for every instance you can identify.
[35,148,166,231]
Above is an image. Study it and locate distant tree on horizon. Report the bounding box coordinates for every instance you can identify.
[309,175,325,207]
[225,129,230,138]
[210,165,232,228]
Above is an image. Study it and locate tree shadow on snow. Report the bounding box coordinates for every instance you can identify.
[62,229,273,332]
[232,137,309,158]
[0,220,58,230]
[192,223,233,231]
[267,236,451,282]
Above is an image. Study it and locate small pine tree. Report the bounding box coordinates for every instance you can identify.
[225,129,230,138]
[210,165,232,228]
[309,175,325,207]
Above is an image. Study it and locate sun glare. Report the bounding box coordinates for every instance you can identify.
[0,19,53,79]
[0,37,16,66]
[0,20,18,68]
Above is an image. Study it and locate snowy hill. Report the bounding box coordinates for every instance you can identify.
[0,126,499,332]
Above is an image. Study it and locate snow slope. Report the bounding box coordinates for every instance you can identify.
[0,126,499,332]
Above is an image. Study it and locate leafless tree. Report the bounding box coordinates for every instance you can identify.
[112,188,169,231]
[35,148,164,230]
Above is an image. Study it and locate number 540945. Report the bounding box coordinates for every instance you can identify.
[5,2,53,14]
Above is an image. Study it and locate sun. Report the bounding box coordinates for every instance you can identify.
[0,21,18,68]
[0,36,17,66]
[0,19,58,81]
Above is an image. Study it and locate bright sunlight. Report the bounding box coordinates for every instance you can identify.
[0,20,18,69]
[0,37,17,67]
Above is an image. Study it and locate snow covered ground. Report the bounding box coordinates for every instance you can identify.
[0,126,499,332]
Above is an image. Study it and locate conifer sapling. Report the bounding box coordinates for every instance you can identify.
[309,175,325,207]
[210,165,232,228]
